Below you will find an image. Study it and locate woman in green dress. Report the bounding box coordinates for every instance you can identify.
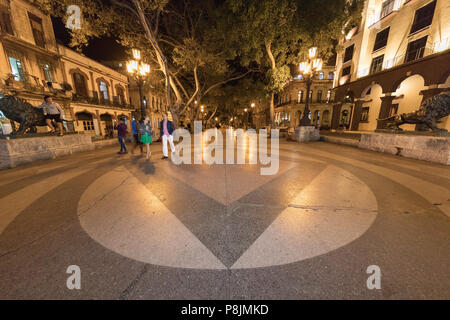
[140,117,153,160]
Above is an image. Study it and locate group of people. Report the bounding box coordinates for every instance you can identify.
[114,113,176,161]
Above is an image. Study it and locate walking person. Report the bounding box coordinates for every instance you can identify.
[131,117,143,155]
[37,95,64,136]
[140,117,153,160]
[160,112,175,160]
[114,118,128,154]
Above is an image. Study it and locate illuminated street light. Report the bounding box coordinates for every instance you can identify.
[298,47,323,126]
[127,48,150,119]
[132,48,141,60]
[251,103,255,108]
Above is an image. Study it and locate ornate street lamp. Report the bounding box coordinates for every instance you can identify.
[126,48,150,119]
[298,47,323,126]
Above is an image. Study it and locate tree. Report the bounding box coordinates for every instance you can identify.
[32,0,256,125]
[220,0,364,128]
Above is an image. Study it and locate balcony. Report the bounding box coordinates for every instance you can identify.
[72,92,135,110]
[356,37,449,79]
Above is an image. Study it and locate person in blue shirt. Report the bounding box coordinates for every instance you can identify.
[131,117,143,154]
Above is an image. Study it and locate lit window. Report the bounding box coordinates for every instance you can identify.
[99,81,109,100]
[8,56,24,81]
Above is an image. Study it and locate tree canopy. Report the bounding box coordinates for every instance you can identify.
[32,0,364,126]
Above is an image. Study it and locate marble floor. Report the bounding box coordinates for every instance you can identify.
[0,140,449,299]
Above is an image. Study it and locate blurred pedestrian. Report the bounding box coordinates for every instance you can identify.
[131,117,143,154]
[160,112,175,159]
[114,118,128,154]
[140,117,153,160]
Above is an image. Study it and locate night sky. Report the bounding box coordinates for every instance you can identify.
[51,17,127,63]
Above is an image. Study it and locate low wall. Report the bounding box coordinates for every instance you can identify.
[0,134,94,169]
[359,133,450,165]
[93,138,119,149]
[321,135,359,147]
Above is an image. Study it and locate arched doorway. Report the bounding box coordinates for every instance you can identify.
[313,110,320,127]
[322,110,330,129]
[340,109,350,129]
[393,74,426,131]
[100,113,113,138]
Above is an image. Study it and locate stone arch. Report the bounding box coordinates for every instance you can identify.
[393,74,426,131]
[361,82,384,98]
[390,71,427,94]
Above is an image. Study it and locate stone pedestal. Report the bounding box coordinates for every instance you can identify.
[294,126,320,142]
[0,134,95,169]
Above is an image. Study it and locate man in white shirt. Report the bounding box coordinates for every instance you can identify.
[37,95,64,136]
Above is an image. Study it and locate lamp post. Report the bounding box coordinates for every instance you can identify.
[126,49,150,119]
[298,47,323,126]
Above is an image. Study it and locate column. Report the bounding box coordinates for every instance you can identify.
[331,103,342,130]
[351,100,364,131]
[377,94,395,129]
[89,71,95,97]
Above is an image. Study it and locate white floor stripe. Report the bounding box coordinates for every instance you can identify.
[0,168,91,234]
[231,165,378,269]
[303,147,450,218]
[78,166,227,270]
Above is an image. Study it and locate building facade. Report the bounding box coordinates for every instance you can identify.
[275,65,335,129]
[0,0,134,136]
[333,0,450,132]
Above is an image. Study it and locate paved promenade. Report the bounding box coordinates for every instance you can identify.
[0,140,449,299]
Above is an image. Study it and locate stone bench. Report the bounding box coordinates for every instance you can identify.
[0,134,95,169]
[358,133,450,165]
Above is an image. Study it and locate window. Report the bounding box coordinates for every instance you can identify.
[342,66,351,77]
[319,72,324,80]
[116,86,125,104]
[405,36,427,62]
[8,56,24,81]
[317,90,323,102]
[39,61,53,82]
[343,44,354,63]
[410,1,436,34]
[389,104,399,117]
[298,90,303,103]
[28,13,45,48]
[0,7,13,35]
[73,73,87,97]
[99,81,109,100]
[370,55,384,74]
[361,107,370,122]
[380,0,395,20]
[328,72,334,80]
[373,27,390,52]
[83,121,94,131]
[327,89,332,102]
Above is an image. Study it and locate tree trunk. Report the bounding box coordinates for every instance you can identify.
[132,0,182,124]
[265,40,276,129]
